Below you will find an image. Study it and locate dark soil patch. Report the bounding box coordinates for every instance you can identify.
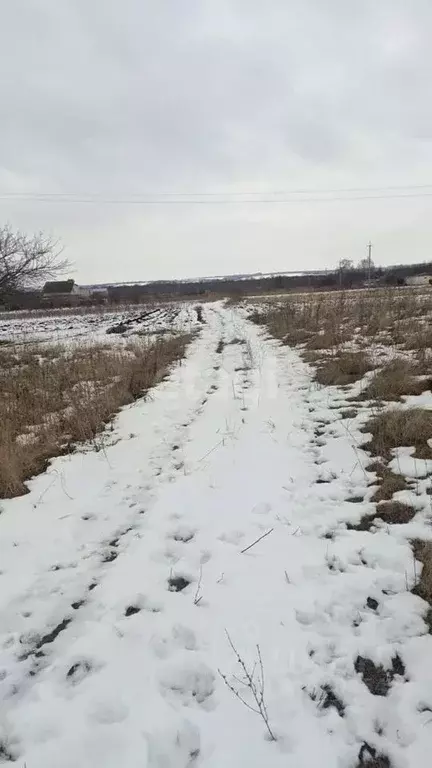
[35,617,72,650]
[67,660,92,681]
[172,531,194,543]
[106,322,128,335]
[168,575,191,592]
[71,599,85,610]
[366,597,379,611]
[103,550,118,563]
[357,743,392,768]
[341,408,359,419]
[0,740,15,762]
[355,654,405,696]
[320,685,345,717]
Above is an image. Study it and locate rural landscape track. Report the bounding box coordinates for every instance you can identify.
[0,304,430,767]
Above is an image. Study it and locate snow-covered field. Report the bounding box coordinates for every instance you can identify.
[0,302,431,767]
[0,302,202,345]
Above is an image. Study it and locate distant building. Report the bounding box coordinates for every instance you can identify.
[89,287,109,304]
[42,279,90,306]
[405,275,432,287]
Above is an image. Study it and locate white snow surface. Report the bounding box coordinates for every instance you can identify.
[0,304,431,767]
[0,303,200,345]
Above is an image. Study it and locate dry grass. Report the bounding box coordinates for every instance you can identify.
[250,287,432,350]
[348,501,415,531]
[363,408,432,460]
[360,358,428,402]
[366,461,408,502]
[250,288,432,388]
[315,351,373,386]
[412,540,432,632]
[0,335,192,498]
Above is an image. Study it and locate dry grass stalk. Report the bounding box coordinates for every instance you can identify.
[347,501,415,532]
[0,334,192,498]
[360,358,425,402]
[219,632,276,741]
[251,288,432,358]
[411,540,432,632]
[363,408,432,460]
[366,461,408,502]
[315,351,373,386]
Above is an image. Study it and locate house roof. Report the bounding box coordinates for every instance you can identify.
[43,279,75,294]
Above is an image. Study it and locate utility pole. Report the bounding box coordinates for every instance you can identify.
[367,241,372,288]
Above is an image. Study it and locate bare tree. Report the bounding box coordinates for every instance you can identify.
[358,257,375,272]
[0,225,69,296]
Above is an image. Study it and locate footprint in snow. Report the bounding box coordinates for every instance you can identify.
[145,719,200,768]
[169,526,196,544]
[151,624,198,659]
[124,594,163,615]
[159,660,215,708]
[66,659,93,684]
[88,699,129,725]
[218,530,244,545]
[168,574,192,593]
[252,502,272,516]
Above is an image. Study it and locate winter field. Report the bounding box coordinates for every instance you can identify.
[0,291,432,767]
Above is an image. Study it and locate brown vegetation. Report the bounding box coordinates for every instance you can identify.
[0,335,191,498]
[366,461,408,502]
[363,408,432,460]
[360,358,428,402]
[412,540,432,632]
[315,351,373,386]
[347,501,415,532]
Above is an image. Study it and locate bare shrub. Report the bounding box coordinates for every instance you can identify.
[219,632,276,741]
[363,408,432,460]
[0,334,192,498]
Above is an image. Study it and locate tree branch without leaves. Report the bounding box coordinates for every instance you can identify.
[218,631,276,741]
[0,225,69,296]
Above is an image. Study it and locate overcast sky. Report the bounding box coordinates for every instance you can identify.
[1,1,432,283]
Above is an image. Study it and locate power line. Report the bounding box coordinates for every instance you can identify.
[1,191,432,205]
[3,183,432,199]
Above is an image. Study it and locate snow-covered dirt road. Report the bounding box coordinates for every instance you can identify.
[0,304,431,767]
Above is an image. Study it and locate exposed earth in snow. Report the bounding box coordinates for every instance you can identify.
[0,303,431,767]
[0,303,201,345]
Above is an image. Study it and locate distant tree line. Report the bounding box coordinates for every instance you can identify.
[1,221,431,310]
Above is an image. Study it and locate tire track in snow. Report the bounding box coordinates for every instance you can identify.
[0,308,227,716]
[0,304,430,767]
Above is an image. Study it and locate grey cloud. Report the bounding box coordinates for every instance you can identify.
[0,1,431,279]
